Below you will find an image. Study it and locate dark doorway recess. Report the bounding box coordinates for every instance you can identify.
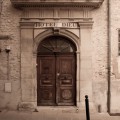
[37,36,77,106]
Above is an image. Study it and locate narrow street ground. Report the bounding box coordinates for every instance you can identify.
[0,109,120,120]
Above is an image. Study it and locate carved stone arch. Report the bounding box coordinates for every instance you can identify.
[33,29,80,54]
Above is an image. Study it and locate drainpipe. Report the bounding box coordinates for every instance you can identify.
[0,0,3,27]
[0,0,3,15]
[0,1,2,42]
[107,0,111,114]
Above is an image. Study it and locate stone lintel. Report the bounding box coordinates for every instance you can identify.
[20,22,34,29]
[78,21,94,29]
[20,20,93,29]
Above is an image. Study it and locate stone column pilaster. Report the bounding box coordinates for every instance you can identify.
[19,23,36,111]
[78,21,96,112]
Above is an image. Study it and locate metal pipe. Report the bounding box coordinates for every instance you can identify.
[107,0,111,114]
[85,95,90,120]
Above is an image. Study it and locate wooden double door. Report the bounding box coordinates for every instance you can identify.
[37,54,76,106]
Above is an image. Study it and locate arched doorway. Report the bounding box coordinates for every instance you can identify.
[37,36,77,106]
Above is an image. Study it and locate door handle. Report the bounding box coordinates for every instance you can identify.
[57,73,60,77]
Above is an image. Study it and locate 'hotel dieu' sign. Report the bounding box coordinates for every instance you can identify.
[34,22,78,28]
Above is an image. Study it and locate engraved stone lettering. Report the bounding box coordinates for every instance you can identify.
[35,22,78,28]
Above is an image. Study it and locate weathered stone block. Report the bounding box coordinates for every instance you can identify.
[18,102,36,111]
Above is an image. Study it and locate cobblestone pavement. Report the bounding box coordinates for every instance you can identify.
[0,109,120,120]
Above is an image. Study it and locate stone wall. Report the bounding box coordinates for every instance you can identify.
[0,0,22,110]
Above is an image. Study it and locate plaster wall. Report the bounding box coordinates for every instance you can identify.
[92,0,108,112]
[109,0,120,114]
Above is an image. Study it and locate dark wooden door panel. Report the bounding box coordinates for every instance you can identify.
[37,56,56,106]
[37,55,76,106]
[57,56,76,105]
[38,87,56,106]
[58,88,75,105]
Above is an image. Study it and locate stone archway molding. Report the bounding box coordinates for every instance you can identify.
[33,28,80,55]
[33,28,81,108]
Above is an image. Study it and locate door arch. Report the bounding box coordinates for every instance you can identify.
[37,36,77,106]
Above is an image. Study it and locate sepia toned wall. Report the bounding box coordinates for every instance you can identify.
[0,0,119,114]
[109,0,120,114]
[92,0,108,112]
[0,0,22,110]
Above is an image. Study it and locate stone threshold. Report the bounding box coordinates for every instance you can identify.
[36,106,80,113]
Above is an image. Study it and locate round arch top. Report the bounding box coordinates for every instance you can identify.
[37,35,77,54]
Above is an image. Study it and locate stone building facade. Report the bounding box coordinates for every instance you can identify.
[0,0,120,115]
